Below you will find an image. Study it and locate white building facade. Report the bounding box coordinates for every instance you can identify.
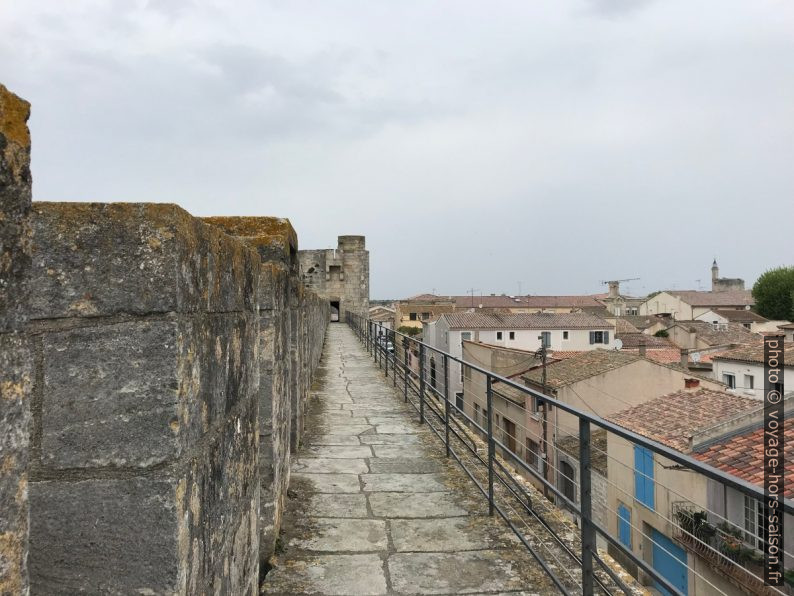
[423,311,615,402]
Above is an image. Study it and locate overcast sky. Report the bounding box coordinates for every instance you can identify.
[3,1,793,299]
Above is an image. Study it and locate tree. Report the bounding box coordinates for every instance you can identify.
[398,325,422,337]
[752,266,794,320]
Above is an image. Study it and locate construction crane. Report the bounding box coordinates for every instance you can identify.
[600,277,640,285]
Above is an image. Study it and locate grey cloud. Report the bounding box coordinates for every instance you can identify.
[1,0,792,299]
[584,0,657,17]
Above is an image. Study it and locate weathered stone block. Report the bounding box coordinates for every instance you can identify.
[0,83,32,596]
[0,84,32,333]
[29,203,260,319]
[36,312,258,470]
[30,389,259,595]
[0,335,32,596]
[29,478,181,594]
[202,216,298,269]
[40,319,181,468]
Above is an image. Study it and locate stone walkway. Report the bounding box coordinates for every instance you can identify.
[261,324,553,595]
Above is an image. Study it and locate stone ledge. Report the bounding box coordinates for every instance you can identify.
[30,202,261,319]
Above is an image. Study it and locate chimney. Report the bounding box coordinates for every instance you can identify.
[684,377,700,390]
[680,349,688,369]
[638,340,646,357]
[608,281,620,299]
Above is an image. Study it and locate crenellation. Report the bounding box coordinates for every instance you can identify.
[201,217,329,565]
[0,83,32,596]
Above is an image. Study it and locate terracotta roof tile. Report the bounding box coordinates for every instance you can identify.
[401,294,605,309]
[666,290,755,307]
[711,342,794,366]
[669,320,759,346]
[607,389,758,451]
[694,425,794,498]
[523,349,641,389]
[712,309,767,323]
[441,312,612,330]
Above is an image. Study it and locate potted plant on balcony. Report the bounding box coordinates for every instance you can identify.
[717,533,743,562]
[676,509,715,544]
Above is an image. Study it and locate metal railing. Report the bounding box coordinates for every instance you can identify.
[348,312,793,596]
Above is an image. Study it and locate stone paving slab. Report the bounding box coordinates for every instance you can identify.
[362,473,447,493]
[374,423,420,434]
[368,458,442,474]
[390,517,518,552]
[319,424,375,435]
[305,445,374,459]
[367,492,469,519]
[307,494,369,518]
[291,518,388,552]
[292,473,361,493]
[262,554,387,595]
[292,458,369,474]
[310,435,362,446]
[388,551,533,594]
[359,434,420,445]
[261,324,550,595]
[371,444,427,458]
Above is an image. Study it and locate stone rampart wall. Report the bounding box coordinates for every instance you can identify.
[0,85,330,594]
[27,203,262,595]
[202,217,329,561]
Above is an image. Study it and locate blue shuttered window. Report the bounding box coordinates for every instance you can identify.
[634,445,655,510]
[617,504,632,548]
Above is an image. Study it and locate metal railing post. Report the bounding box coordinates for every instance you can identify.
[419,344,426,424]
[487,374,494,516]
[444,354,450,457]
[383,326,389,377]
[579,418,595,596]
[392,336,397,387]
[404,341,409,403]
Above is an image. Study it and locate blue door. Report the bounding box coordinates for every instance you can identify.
[651,528,688,595]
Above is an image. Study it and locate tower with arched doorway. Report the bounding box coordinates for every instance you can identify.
[298,235,369,321]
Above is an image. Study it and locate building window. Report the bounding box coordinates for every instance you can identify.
[617,503,632,548]
[460,331,472,347]
[589,330,609,344]
[474,403,481,425]
[421,312,430,320]
[526,439,539,469]
[744,374,754,392]
[742,322,752,330]
[634,445,655,510]
[509,331,515,340]
[743,495,765,550]
[496,331,503,340]
[563,331,569,340]
[723,373,736,389]
[455,392,464,412]
[540,331,551,348]
[503,418,516,452]
[409,312,418,321]
[560,461,576,503]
